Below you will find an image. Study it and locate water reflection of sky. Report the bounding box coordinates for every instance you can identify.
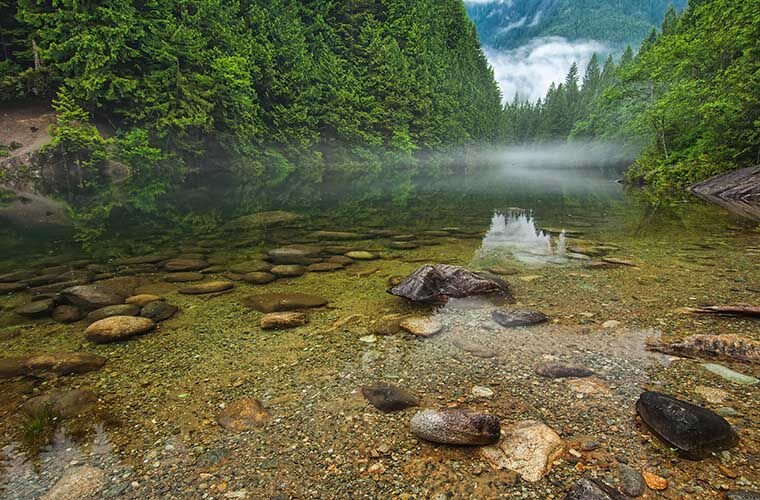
[475,210,568,265]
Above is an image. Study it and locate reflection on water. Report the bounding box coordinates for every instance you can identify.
[475,210,568,266]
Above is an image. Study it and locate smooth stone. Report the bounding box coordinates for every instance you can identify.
[140,301,178,322]
[125,294,162,307]
[85,316,156,343]
[480,420,564,482]
[242,272,277,284]
[22,389,97,418]
[163,258,208,272]
[642,471,668,491]
[307,262,343,272]
[0,282,26,293]
[567,378,610,396]
[217,398,270,432]
[175,253,206,260]
[0,352,106,378]
[361,383,419,412]
[324,246,352,255]
[260,312,308,330]
[267,245,321,265]
[41,466,106,500]
[388,241,419,250]
[535,362,594,379]
[310,230,363,241]
[636,391,738,458]
[389,264,511,304]
[30,279,88,295]
[471,386,494,398]
[164,272,204,283]
[15,299,55,318]
[86,304,140,322]
[564,478,622,500]
[178,281,234,295]
[200,265,226,274]
[492,308,548,328]
[134,283,176,295]
[51,305,83,324]
[345,251,378,260]
[0,270,35,282]
[618,464,645,497]
[242,293,328,313]
[411,409,500,446]
[327,255,354,266]
[372,314,406,335]
[451,337,497,358]
[702,363,759,385]
[270,265,307,277]
[602,320,621,329]
[400,316,443,337]
[60,284,124,310]
[26,273,66,287]
[229,260,272,274]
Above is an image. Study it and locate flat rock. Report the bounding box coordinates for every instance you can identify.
[307,262,343,272]
[140,301,177,322]
[242,293,328,313]
[481,420,564,482]
[451,337,497,358]
[163,258,208,272]
[267,245,321,265]
[0,282,26,293]
[361,383,419,412]
[564,478,623,500]
[22,389,97,418]
[60,284,124,310]
[261,312,308,330]
[389,264,511,304]
[327,255,354,266]
[411,409,500,445]
[492,308,548,327]
[648,334,759,364]
[242,272,277,284]
[217,398,270,431]
[535,362,594,379]
[270,265,307,277]
[0,352,106,378]
[0,270,35,282]
[86,304,140,322]
[85,316,156,343]
[125,294,162,307]
[52,305,83,323]
[164,272,204,282]
[178,281,234,295]
[229,260,272,274]
[311,230,364,241]
[345,251,378,260]
[15,299,55,318]
[724,491,760,500]
[567,378,610,396]
[372,314,406,335]
[618,464,645,497]
[636,391,738,458]
[400,316,443,337]
[41,466,106,500]
[388,241,419,250]
[702,363,759,385]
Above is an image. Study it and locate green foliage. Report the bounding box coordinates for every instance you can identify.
[22,407,57,452]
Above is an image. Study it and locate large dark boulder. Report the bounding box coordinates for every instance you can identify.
[388,264,511,304]
[636,391,738,459]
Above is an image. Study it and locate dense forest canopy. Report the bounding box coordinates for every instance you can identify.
[501,0,760,189]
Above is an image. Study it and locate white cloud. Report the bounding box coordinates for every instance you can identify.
[484,36,608,102]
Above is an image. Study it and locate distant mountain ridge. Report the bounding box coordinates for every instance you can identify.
[466,0,688,50]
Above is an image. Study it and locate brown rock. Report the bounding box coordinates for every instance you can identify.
[85,316,156,343]
[642,471,668,491]
[242,293,328,313]
[41,466,105,500]
[400,316,444,337]
[164,258,208,272]
[178,281,234,295]
[480,420,564,482]
[217,398,270,432]
[52,305,84,324]
[86,304,140,322]
[0,352,106,378]
[261,312,308,330]
[164,272,204,283]
[242,272,277,284]
[270,265,307,277]
[125,294,162,307]
[22,389,97,418]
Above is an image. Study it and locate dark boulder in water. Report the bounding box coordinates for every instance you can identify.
[361,383,419,412]
[636,391,738,459]
[388,264,511,304]
[410,409,500,445]
[492,308,548,327]
[564,478,625,500]
[60,284,124,310]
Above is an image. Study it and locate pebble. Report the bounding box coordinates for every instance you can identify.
[481,420,564,482]
[260,312,308,330]
[471,386,494,398]
[618,464,645,497]
[399,316,443,337]
[361,383,419,412]
[411,409,500,446]
[642,470,668,491]
[217,399,270,432]
[491,308,548,327]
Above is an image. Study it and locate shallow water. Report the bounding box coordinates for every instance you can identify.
[1,167,759,499]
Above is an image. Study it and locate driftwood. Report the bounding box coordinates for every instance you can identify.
[647,334,760,365]
[680,305,760,318]
[689,166,760,220]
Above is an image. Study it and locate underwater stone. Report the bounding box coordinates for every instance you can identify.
[0,282,26,293]
[307,262,343,272]
[140,301,178,322]
[0,352,106,378]
[411,409,500,446]
[0,270,35,282]
[362,383,419,412]
[164,272,204,282]
[535,362,594,379]
[399,316,443,337]
[636,391,738,458]
[15,298,55,318]
[229,260,272,274]
[41,466,106,500]
[22,388,98,418]
[389,264,511,304]
[647,335,759,365]
[617,464,645,497]
[178,281,234,295]
[345,251,378,260]
[310,230,364,241]
[270,265,307,277]
[481,420,564,482]
[61,284,124,310]
[260,312,308,330]
[492,308,548,327]
[242,272,277,284]
[86,304,140,322]
[267,245,321,265]
[125,294,162,307]
[564,478,624,500]
[52,305,83,324]
[242,293,328,313]
[702,363,759,385]
[217,398,270,432]
[85,316,156,343]
[163,258,208,272]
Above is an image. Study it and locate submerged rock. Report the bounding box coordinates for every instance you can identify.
[647,334,760,364]
[345,251,378,260]
[636,391,738,458]
[41,466,106,500]
[481,420,564,482]
[86,304,140,322]
[451,337,497,358]
[399,316,443,337]
[164,258,208,272]
[0,270,35,282]
[362,383,419,412]
[260,312,308,330]
[125,294,162,307]
[307,262,343,272]
[164,272,204,283]
[60,284,124,310]
[702,363,759,386]
[492,308,548,327]
[535,362,594,379]
[178,281,234,295]
[22,389,98,418]
[618,464,645,497]
[242,293,328,313]
[267,245,321,265]
[411,409,500,446]
[311,230,364,241]
[0,352,106,378]
[229,260,272,274]
[270,265,307,277]
[85,316,156,343]
[15,299,55,318]
[388,264,511,304]
[564,478,624,500]
[217,398,271,432]
[242,272,277,284]
[225,211,302,230]
[0,282,26,293]
[140,301,178,322]
[52,305,84,323]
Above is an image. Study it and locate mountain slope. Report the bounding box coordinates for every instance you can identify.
[466,0,688,50]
